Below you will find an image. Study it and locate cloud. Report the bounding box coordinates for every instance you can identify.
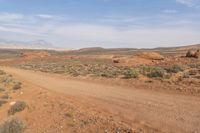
[49,23,200,48]
[0,12,58,37]
[53,24,117,41]
[176,0,193,5]
[0,12,200,48]
[36,14,54,19]
[0,26,41,36]
[162,9,178,14]
[99,15,151,24]
[0,12,24,22]
[176,0,200,7]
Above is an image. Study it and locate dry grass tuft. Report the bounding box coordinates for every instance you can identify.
[0,117,25,133]
[8,101,26,115]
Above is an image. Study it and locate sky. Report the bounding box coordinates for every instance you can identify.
[0,0,200,48]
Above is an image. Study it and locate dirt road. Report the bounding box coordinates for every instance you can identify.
[1,67,200,133]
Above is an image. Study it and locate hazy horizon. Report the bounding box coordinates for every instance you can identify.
[0,0,200,48]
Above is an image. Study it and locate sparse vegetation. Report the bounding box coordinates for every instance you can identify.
[1,75,14,84]
[188,69,199,75]
[166,63,187,73]
[0,94,9,99]
[147,67,166,78]
[0,70,23,105]
[0,71,26,132]
[0,117,25,133]
[8,101,27,115]
[0,47,200,132]
[12,83,21,90]
[0,87,5,92]
[139,65,154,75]
[139,65,166,78]
[0,99,7,106]
[122,69,139,79]
[17,61,143,79]
[183,72,190,78]
[0,70,6,75]
[188,63,200,69]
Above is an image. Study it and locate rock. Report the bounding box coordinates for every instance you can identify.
[136,52,164,60]
[10,101,16,105]
[112,59,119,63]
[186,50,200,58]
[186,50,195,58]
[194,50,200,59]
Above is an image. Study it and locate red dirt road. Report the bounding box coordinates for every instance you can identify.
[1,67,200,133]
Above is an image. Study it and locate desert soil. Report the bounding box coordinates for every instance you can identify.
[1,67,200,133]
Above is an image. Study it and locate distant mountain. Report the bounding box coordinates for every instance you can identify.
[0,39,54,49]
[79,47,105,52]
[26,40,53,48]
[154,44,200,51]
[173,44,200,51]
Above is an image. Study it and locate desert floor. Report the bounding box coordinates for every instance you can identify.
[1,67,200,133]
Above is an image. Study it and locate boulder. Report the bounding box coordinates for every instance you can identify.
[136,52,164,60]
[186,50,196,58]
[186,50,200,58]
[194,50,200,59]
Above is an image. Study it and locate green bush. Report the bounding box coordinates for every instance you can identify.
[123,69,139,79]
[0,117,25,133]
[139,65,166,78]
[8,101,26,115]
[147,67,166,78]
[139,65,154,75]
[166,64,187,73]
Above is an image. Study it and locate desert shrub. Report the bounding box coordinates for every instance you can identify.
[188,63,200,69]
[0,94,9,99]
[0,70,6,75]
[0,99,7,106]
[8,101,26,115]
[188,64,197,68]
[122,69,139,79]
[166,63,187,73]
[188,69,199,75]
[147,67,166,78]
[0,117,25,133]
[139,65,154,75]
[1,75,13,84]
[99,72,114,78]
[164,73,171,79]
[177,76,184,82]
[183,72,190,78]
[139,65,166,78]
[0,88,5,92]
[12,83,21,90]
